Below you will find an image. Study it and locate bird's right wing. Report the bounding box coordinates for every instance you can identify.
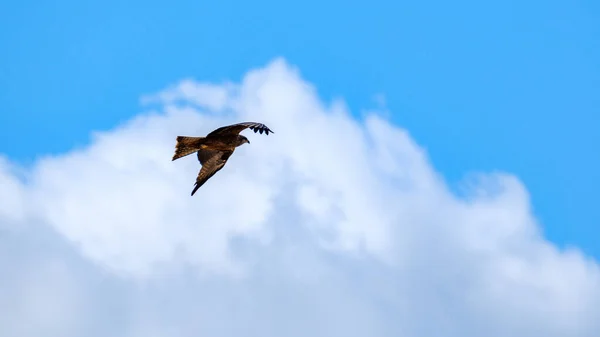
[191,150,232,196]
[206,122,274,137]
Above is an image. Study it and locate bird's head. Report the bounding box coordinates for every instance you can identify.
[237,135,250,146]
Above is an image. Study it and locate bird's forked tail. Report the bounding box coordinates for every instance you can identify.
[172,136,205,161]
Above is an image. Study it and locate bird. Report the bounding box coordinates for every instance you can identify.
[171,121,274,196]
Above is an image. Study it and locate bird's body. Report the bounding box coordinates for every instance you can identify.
[171,122,274,196]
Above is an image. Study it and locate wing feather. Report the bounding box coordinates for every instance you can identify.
[196,147,221,165]
[190,150,232,196]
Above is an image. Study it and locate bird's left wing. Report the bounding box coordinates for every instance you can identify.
[196,147,221,165]
[206,122,274,137]
[190,150,232,196]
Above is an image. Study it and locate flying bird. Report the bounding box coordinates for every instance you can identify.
[172,121,274,196]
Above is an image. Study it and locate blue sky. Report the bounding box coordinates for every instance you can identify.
[1,0,599,262]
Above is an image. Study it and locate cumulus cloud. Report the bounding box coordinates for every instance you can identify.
[1,58,599,337]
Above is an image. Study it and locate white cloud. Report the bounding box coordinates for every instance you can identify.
[0,157,27,227]
[140,78,235,112]
[0,58,599,337]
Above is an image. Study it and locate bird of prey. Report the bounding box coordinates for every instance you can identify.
[172,121,274,196]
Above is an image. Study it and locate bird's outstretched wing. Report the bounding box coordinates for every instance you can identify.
[206,122,274,138]
[196,147,221,165]
[191,150,233,196]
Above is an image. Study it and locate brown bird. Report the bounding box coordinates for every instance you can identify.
[172,122,274,196]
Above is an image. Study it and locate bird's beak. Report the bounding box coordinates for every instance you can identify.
[247,139,251,144]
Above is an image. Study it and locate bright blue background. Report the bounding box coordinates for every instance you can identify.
[1,0,598,257]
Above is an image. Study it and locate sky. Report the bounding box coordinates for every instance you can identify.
[0,0,599,336]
